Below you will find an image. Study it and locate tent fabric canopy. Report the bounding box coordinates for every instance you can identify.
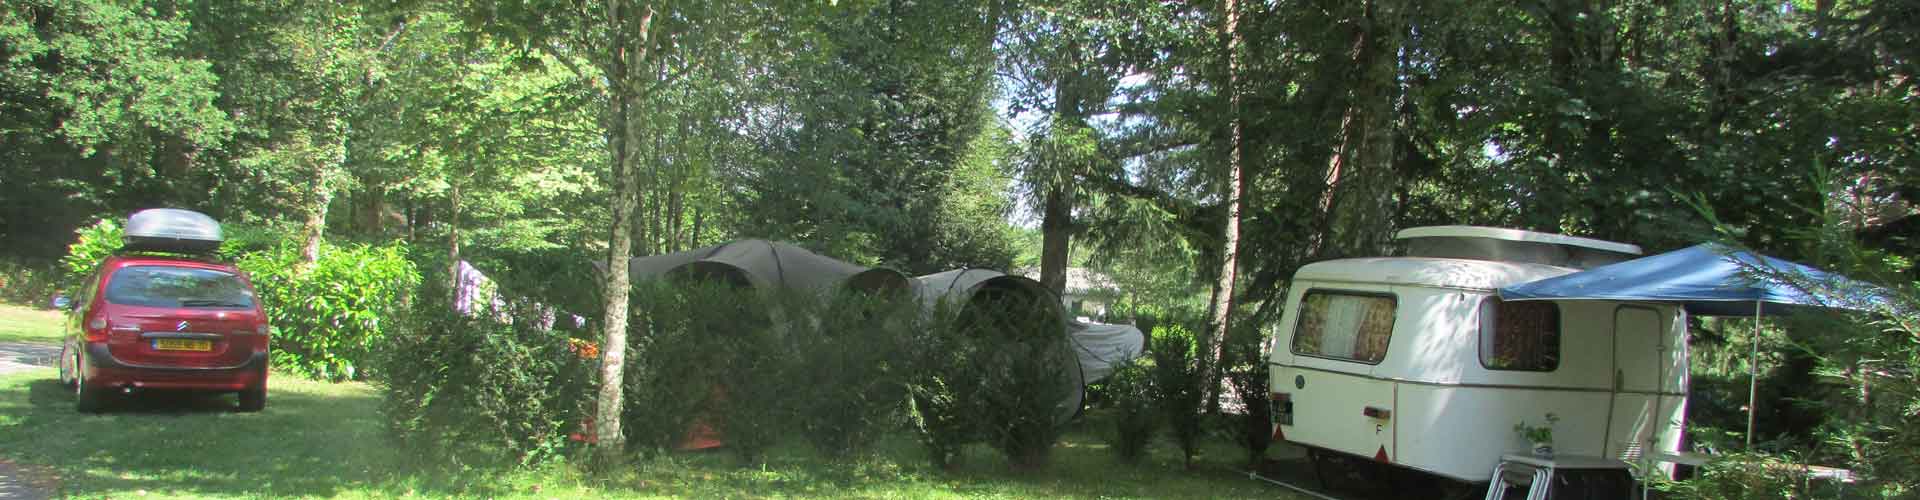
[1497,243,1877,317]
[608,244,1150,424]
[625,240,882,292]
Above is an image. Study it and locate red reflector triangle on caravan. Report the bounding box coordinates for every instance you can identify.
[1373,446,1390,463]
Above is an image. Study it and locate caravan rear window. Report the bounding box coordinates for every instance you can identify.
[1479,298,1560,371]
[1290,291,1396,364]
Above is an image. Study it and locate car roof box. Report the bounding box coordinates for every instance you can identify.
[124,209,223,254]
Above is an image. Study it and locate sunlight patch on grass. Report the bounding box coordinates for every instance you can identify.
[0,303,64,344]
[0,303,1305,499]
[0,369,1304,499]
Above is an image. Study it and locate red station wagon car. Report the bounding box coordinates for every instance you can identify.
[56,210,271,413]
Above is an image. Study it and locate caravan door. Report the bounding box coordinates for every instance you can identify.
[1608,306,1673,463]
[1275,288,1399,462]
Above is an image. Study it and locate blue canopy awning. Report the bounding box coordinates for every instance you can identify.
[1497,243,1880,317]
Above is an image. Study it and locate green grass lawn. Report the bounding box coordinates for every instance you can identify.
[0,303,64,344]
[0,370,1303,499]
[0,304,1307,499]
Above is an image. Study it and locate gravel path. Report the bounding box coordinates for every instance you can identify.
[0,343,57,377]
[0,341,58,500]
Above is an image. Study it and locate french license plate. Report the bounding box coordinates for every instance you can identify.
[154,338,213,351]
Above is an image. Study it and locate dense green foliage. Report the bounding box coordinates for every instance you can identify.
[0,259,59,306]
[1218,326,1271,465]
[5,0,1918,494]
[57,219,121,292]
[1148,323,1207,469]
[378,291,594,467]
[236,240,419,380]
[1101,361,1157,465]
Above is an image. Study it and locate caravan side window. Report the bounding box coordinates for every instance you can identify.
[1480,298,1561,371]
[1290,291,1396,364]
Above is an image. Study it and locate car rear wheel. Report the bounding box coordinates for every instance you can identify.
[237,385,266,412]
[74,359,108,414]
[57,346,75,389]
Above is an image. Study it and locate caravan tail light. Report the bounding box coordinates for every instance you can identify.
[1363,406,1392,420]
[1271,393,1293,426]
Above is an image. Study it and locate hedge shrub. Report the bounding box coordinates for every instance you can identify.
[1220,325,1272,465]
[1150,323,1207,469]
[0,259,62,306]
[1103,360,1157,465]
[908,293,1074,471]
[237,240,419,380]
[59,218,122,291]
[905,300,984,470]
[787,291,917,459]
[378,286,595,467]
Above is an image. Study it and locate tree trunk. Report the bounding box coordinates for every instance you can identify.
[689,205,704,249]
[404,195,416,242]
[1202,0,1249,414]
[594,3,655,464]
[667,180,683,252]
[298,124,346,273]
[1319,0,1401,260]
[298,183,330,269]
[447,180,462,301]
[1040,183,1072,295]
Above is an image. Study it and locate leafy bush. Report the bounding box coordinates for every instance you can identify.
[1102,361,1157,465]
[618,282,723,454]
[237,240,419,380]
[0,258,62,306]
[378,286,594,467]
[905,300,983,470]
[620,282,806,466]
[700,289,797,466]
[1150,323,1207,469]
[1219,326,1271,466]
[959,291,1075,471]
[59,218,122,291]
[1652,451,1854,499]
[787,291,916,459]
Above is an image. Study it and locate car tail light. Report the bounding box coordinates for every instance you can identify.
[85,316,110,342]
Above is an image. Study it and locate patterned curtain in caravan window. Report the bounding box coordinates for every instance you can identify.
[1291,291,1397,363]
[1480,299,1561,371]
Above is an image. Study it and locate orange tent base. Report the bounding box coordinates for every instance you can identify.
[676,419,724,451]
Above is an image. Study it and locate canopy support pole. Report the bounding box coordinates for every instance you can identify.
[1747,300,1761,449]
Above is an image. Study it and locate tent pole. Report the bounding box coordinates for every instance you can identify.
[1747,300,1760,449]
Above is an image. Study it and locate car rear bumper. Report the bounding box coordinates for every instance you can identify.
[83,343,268,391]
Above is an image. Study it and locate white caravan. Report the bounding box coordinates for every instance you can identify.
[1266,226,1689,484]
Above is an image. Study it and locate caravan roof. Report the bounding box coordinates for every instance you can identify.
[1295,257,1576,291]
[1395,226,1642,269]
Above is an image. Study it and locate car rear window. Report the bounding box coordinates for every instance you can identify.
[104,266,256,309]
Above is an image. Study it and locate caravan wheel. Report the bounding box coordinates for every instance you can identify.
[1307,448,1391,497]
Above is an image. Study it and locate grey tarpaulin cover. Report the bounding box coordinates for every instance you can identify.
[1065,319,1145,383]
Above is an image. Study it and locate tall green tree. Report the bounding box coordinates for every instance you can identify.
[0,0,230,256]
[458,0,799,461]
[731,0,1012,273]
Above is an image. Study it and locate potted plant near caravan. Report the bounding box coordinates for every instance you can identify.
[1513,413,1559,457]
